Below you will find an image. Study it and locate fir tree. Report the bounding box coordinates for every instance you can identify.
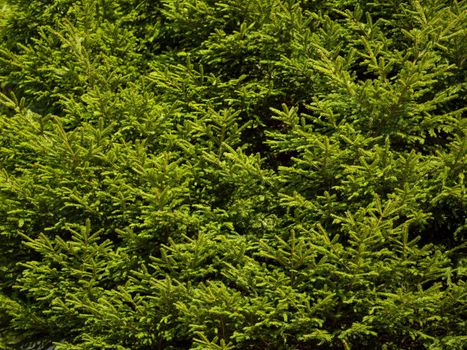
[1,0,466,349]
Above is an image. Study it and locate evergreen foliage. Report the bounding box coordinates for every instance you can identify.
[0,0,466,349]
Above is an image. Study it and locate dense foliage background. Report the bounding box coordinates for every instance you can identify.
[0,0,466,349]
